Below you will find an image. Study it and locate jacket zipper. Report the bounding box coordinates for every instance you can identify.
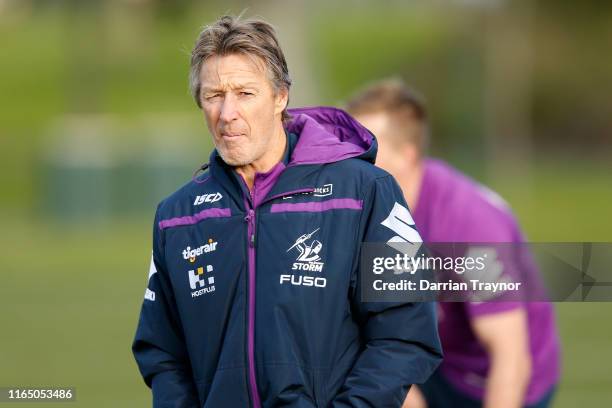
[244,185,314,408]
[244,187,260,408]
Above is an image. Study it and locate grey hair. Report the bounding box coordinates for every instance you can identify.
[189,15,292,121]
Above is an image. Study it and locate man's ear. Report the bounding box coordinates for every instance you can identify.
[274,87,289,115]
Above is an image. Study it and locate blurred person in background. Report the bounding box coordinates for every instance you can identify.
[347,78,561,408]
[132,17,442,407]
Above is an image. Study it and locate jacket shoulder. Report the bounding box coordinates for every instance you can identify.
[329,157,393,182]
[156,170,218,218]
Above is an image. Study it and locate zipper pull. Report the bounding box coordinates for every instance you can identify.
[245,209,256,247]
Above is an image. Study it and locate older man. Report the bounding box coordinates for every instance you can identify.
[132,16,441,408]
[347,79,560,408]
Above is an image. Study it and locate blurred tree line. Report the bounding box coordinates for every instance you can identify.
[0,0,610,214]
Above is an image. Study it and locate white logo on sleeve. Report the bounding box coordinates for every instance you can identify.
[144,253,157,301]
[144,288,156,301]
[381,202,422,244]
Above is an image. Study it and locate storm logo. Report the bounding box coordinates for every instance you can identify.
[282,229,327,288]
[286,228,326,274]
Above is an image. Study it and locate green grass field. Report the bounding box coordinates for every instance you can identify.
[0,218,152,407]
[1,160,612,407]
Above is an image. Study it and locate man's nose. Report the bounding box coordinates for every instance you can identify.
[219,94,240,123]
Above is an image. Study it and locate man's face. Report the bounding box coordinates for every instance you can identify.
[355,112,416,177]
[199,53,287,167]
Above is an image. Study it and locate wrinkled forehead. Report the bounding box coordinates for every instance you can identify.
[199,53,271,91]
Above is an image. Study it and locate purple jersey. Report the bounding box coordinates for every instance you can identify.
[412,158,560,404]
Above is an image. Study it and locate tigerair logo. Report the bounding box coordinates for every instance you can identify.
[183,239,218,262]
[281,228,327,288]
[189,265,216,297]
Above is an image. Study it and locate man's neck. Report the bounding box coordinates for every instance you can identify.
[396,160,424,212]
[235,122,287,190]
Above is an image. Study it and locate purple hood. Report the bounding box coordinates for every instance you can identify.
[285,107,376,165]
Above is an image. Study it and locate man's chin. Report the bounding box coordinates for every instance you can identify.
[218,151,252,167]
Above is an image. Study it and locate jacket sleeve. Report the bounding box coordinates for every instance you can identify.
[331,175,443,408]
[132,205,200,408]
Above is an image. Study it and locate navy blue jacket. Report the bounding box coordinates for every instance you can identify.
[132,107,442,408]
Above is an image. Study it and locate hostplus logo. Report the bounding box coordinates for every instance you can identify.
[182,239,218,263]
[280,228,327,288]
[188,265,216,297]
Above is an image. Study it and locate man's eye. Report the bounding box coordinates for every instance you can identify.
[240,91,254,96]
[205,94,220,100]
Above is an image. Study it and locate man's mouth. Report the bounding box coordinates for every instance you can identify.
[220,132,244,139]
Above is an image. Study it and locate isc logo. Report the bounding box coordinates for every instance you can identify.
[194,193,223,205]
